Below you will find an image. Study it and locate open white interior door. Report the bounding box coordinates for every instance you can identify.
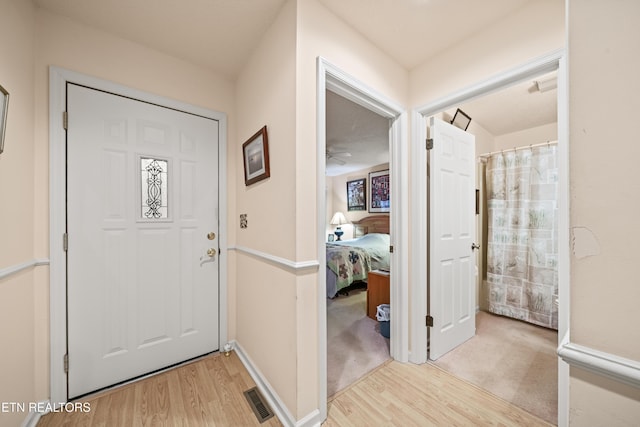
[428,117,476,360]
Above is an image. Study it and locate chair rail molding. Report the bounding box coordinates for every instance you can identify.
[0,258,49,281]
[228,246,319,273]
[558,342,640,389]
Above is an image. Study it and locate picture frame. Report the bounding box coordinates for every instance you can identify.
[451,108,472,131]
[346,178,366,211]
[327,234,334,242]
[242,125,270,186]
[369,169,390,213]
[0,84,9,155]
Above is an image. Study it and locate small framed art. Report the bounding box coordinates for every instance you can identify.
[369,169,390,213]
[346,178,366,211]
[0,84,9,155]
[243,125,270,186]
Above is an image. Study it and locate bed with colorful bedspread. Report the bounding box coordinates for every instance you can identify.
[326,233,390,298]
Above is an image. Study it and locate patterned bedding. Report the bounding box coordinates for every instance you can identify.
[326,233,390,298]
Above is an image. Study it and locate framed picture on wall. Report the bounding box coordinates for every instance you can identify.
[0,84,9,155]
[346,178,366,211]
[369,169,390,213]
[242,125,270,186]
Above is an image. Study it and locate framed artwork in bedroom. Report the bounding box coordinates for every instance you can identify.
[346,178,366,211]
[369,169,390,213]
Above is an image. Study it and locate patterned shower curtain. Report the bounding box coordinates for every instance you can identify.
[486,145,558,330]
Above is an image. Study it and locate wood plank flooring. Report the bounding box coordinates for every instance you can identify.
[38,351,551,427]
[326,360,553,427]
[37,352,283,427]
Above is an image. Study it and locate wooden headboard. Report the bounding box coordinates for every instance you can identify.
[353,215,390,237]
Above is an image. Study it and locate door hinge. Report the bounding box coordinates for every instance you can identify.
[389,245,394,253]
[63,111,68,130]
[426,138,434,150]
[63,353,69,373]
[426,315,434,327]
[63,233,68,251]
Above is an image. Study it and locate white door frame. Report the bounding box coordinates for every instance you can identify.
[49,67,228,405]
[316,57,409,420]
[409,49,570,426]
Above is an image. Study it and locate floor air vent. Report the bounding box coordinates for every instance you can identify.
[243,387,274,423]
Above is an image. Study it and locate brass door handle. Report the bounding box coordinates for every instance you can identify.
[207,248,217,257]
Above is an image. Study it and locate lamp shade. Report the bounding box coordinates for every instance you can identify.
[330,212,348,226]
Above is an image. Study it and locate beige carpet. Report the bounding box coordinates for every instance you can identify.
[327,288,390,397]
[433,311,558,425]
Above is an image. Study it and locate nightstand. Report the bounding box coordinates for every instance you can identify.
[367,270,390,320]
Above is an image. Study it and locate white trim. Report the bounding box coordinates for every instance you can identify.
[232,340,323,427]
[316,59,329,423]
[20,400,50,427]
[409,108,428,364]
[0,258,49,281]
[417,49,563,116]
[411,49,568,424]
[228,246,319,273]
[556,50,571,427]
[317,57,409,422]
[49,66,229,404]
[558,343,640,389]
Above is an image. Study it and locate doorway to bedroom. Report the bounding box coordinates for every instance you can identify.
[324,89,392,396]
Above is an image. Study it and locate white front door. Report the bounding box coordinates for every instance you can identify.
[67,84,220,398]
[428,117,476,360]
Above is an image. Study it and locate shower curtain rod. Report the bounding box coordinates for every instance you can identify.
[478,140,557,159]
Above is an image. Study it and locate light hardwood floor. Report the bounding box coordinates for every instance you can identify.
[37,352,283,427]
[38,352,551,426]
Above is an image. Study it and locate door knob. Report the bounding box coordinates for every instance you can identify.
[471,243,480,251]
[207,232,216,240]
[207,248,217,257]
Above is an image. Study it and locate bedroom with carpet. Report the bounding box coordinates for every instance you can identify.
[325,89,392,397]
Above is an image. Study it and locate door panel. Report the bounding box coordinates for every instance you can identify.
[67,84,219,398]
[429,117,476,360]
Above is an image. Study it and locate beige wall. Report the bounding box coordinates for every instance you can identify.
[568,0,640,423]
[296,0,408,417]
[327,163,390,240]
[233,0,409,418]
[1,5,237,425]
[6,0,640,425]
[234,0,299,415]
[0,1,37,426]
[410,0,565,107]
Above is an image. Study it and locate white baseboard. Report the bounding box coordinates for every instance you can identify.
[21,400,50,427]
[231,340,322,427]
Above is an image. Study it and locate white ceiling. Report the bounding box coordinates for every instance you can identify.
[33,0,288,80]
[33,0,557,175]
